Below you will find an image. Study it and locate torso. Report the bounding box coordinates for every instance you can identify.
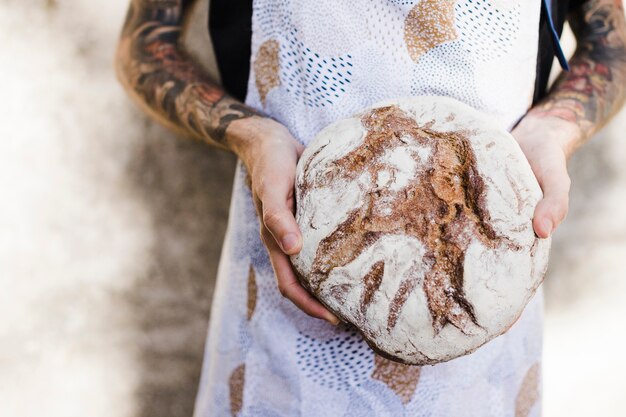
[195,2,550,416]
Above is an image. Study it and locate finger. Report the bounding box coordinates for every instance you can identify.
[295,141,305,157]
[261,227,340,325]
[533,164,571,238]
[258,173,303,255]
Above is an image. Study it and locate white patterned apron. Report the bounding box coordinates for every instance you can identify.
[194,1,545,416]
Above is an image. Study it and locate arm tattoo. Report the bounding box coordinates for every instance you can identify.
[533,0,626,140]
[116,0,264,147]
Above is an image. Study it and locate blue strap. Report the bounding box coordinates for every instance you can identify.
[543,0,570,71]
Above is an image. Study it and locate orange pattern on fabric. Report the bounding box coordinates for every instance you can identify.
[247,265,257,320]
[404,0,458,62]
[229,364,246,416]
[515,362,541,417]
[254,40,282,105]
[371,354,421,404]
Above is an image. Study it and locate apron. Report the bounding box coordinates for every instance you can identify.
[195,1,545,416]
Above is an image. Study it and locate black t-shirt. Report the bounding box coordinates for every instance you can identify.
[208,0,580,105]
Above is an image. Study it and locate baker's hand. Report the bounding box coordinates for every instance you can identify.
[231,118,340,325]
[511,114,576,238]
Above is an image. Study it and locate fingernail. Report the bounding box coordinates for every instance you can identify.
[281,233,299,252]
[326,313,340,326]
[542,219,553,237]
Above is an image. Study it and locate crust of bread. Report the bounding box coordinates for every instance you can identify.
[291,96,550,365]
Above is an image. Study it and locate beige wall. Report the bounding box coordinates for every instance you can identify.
[0,1,624,416]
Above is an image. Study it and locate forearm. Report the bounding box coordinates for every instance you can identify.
[115,0,267,152]
[525,0,626,157]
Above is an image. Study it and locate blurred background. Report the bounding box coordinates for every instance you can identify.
[1,1,625,416]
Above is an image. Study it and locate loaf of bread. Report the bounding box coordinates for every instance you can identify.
[290,96,550,365]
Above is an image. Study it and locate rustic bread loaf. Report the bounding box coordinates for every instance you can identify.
[290,96,550,365]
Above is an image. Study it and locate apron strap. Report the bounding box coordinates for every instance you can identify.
[542,0,570,71]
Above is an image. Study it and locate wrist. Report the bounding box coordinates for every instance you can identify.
[225,116,299,163]
[514,112,582,159]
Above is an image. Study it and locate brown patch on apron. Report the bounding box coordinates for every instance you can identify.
[404,0,458,62]
[254,39,281,105]
[371,353,421,404]
[247,265,257,321]
[515,362,541,417]
[228,363,246,416]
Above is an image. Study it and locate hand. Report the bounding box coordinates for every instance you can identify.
[511,114,577,238]
[230,118,340,325]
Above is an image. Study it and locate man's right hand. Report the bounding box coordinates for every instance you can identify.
[230,118,340,325]
[116,0,338,325]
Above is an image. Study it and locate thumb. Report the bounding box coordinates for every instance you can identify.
[532,163,571,238]
[259,174,302,255]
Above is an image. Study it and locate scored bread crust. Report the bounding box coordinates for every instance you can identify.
[290,96,550,365]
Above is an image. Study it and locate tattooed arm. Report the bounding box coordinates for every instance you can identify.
[115,0,338,324]
[115,0,267,150]
[529,0,626,153]
[512,0,626,237]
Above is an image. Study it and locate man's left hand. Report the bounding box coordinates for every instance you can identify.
[511,114,578,238]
